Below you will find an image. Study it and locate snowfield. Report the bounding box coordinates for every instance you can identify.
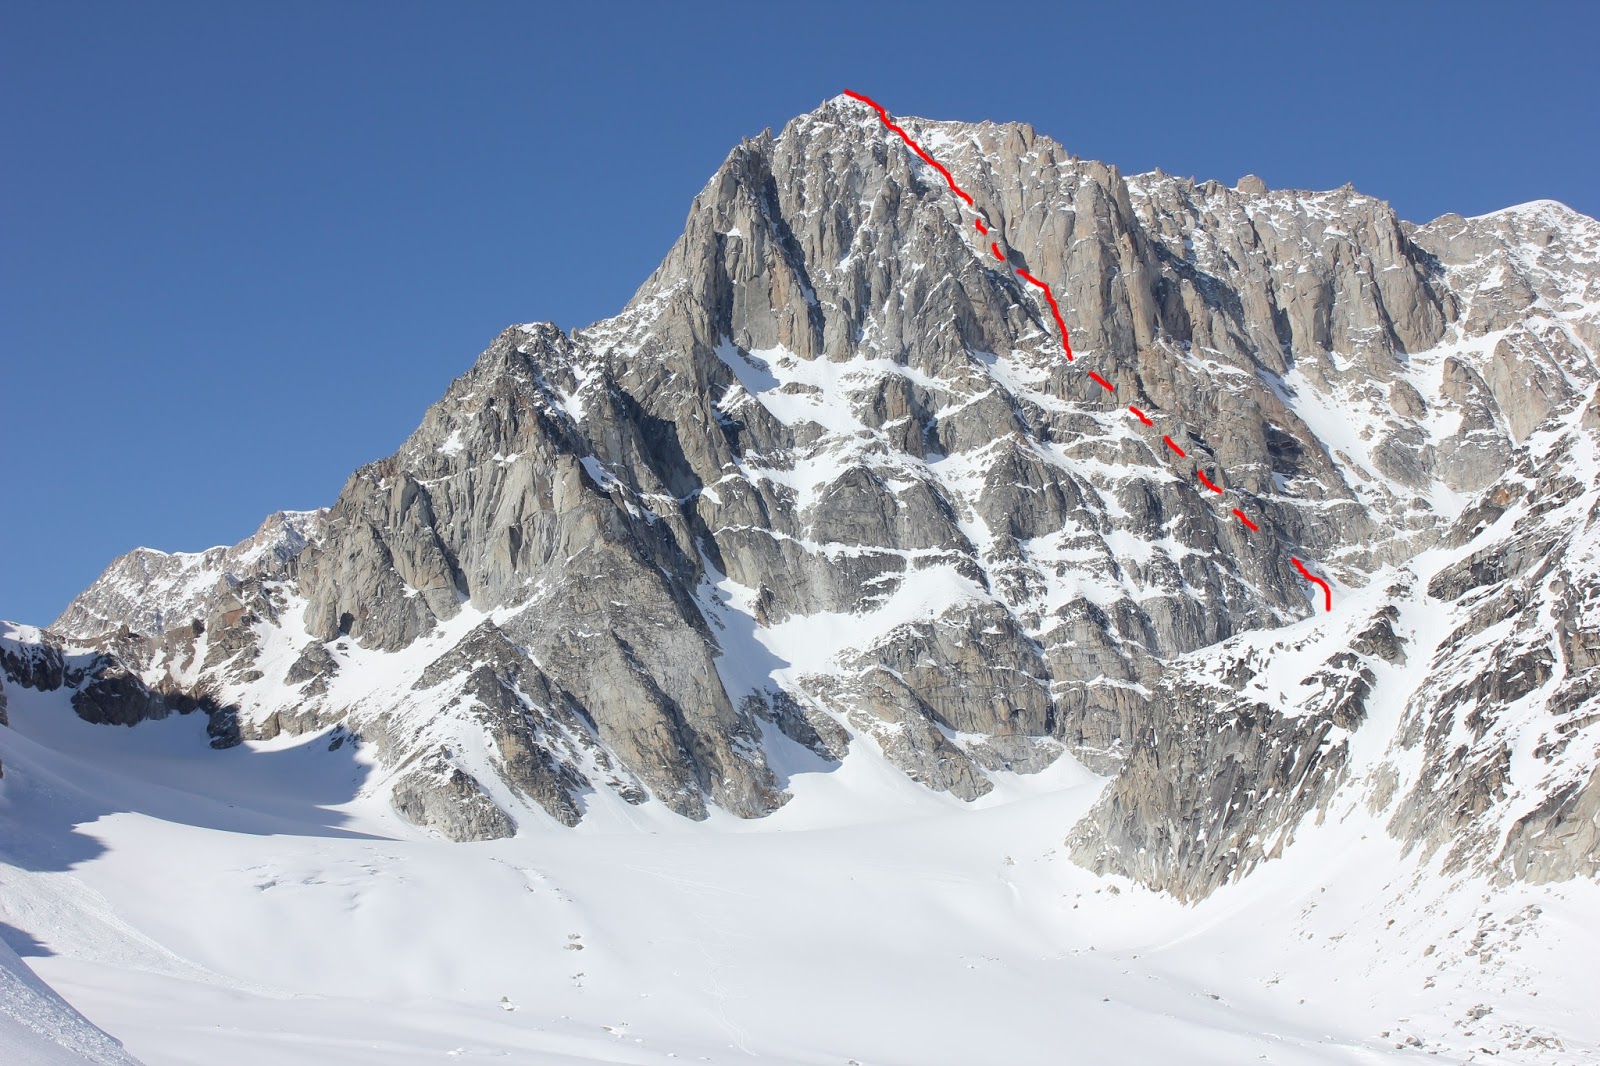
[2,673,1596,1065]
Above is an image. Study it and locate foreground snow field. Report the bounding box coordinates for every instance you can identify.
[1,679,1595,1066]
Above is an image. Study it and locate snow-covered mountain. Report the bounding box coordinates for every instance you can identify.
[2,95,1598,1063]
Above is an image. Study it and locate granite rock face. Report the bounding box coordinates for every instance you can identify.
[21,98,1600,874]
[1071,386,1600,897]
[1067,600,1403,902]
[1388,402,1600,886]
[52,511,326,640]
[389,749,519,843]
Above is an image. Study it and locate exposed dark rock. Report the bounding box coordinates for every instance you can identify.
[390,749,517,842]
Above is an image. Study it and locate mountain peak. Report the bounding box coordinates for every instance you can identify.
[23,102,1600,913]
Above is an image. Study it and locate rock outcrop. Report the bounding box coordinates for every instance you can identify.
[22,98,1598,880]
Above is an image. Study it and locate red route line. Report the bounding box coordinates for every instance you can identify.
[1292,558,1333,612]
[842,89,974,206]
[1015,269,1074,360]
[843,89,1331,611]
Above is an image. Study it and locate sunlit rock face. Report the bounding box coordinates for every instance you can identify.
[30,99,1600,896]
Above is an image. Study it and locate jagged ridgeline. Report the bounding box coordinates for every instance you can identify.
[6,96,1597,897]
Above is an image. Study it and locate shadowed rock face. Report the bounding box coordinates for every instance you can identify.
[25,99,1600,881]
[0,621,244,761]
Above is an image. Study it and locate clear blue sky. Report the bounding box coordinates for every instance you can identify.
[3,1,1596,625]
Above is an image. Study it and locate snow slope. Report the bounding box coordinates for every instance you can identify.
[0,892,143,1064]
[2,673,1596,1065]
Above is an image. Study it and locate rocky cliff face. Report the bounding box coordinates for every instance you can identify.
[13,97,1597,898]
[52,511,326,640]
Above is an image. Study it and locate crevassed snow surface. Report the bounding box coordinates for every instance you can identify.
[1,671,1597,1065]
